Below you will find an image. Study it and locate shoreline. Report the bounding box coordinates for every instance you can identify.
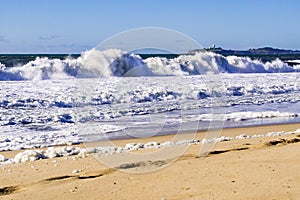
[80,121,300,144]
[1,122,299,158]
[85,122,300,145]
[0,123,299,199]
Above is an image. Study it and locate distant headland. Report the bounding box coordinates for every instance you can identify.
[188,46,300,64]
[188,46,300,55]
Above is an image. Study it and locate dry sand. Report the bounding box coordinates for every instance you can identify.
[0,123,300,199]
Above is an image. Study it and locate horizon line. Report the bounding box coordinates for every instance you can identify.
[0,46,300,55]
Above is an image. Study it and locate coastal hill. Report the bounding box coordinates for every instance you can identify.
[188,46,300,55]
[188,47,300,64]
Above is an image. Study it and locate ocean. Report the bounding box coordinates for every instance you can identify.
[0,49,300,152]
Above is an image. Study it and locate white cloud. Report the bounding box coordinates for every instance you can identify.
[39,35,60,40]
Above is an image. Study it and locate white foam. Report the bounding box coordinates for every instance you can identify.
[13,150,45,163]
[1,128,298,165]
[197,111,298,122]
[0,154,8,162]
[1,49,300,81]
[78,124,126,135]
[287,60,300,64]
[144,52,299,75]
[124,143,145,151]
[0,74,299,153]
[0,131,83,152]
[0,49,152,81]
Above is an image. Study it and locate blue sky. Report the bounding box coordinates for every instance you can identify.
[0,0,300,53]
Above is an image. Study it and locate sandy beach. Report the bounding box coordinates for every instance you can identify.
[0,123,299,200]
[2,1,300,200]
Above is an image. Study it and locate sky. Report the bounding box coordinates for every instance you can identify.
[0,0,300,53]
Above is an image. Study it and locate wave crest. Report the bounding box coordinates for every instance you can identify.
[0,49,299,81]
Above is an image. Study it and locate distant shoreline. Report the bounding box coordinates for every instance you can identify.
[1,46,300,55]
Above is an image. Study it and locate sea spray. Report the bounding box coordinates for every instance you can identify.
[0,49,300,81]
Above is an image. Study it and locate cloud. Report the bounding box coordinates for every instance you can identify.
[0,36,9,43]
[39,35,60,40]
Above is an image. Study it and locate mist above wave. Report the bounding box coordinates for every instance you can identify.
[0,48,299,81]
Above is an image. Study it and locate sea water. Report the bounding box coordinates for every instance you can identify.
[0,49,300,151]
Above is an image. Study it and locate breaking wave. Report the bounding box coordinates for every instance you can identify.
[0,49,300,81]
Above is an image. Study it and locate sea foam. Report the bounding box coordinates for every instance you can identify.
[0,49,300,81]
[1,128,299,165]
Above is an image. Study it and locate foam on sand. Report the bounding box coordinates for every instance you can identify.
[1,128,299,165]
